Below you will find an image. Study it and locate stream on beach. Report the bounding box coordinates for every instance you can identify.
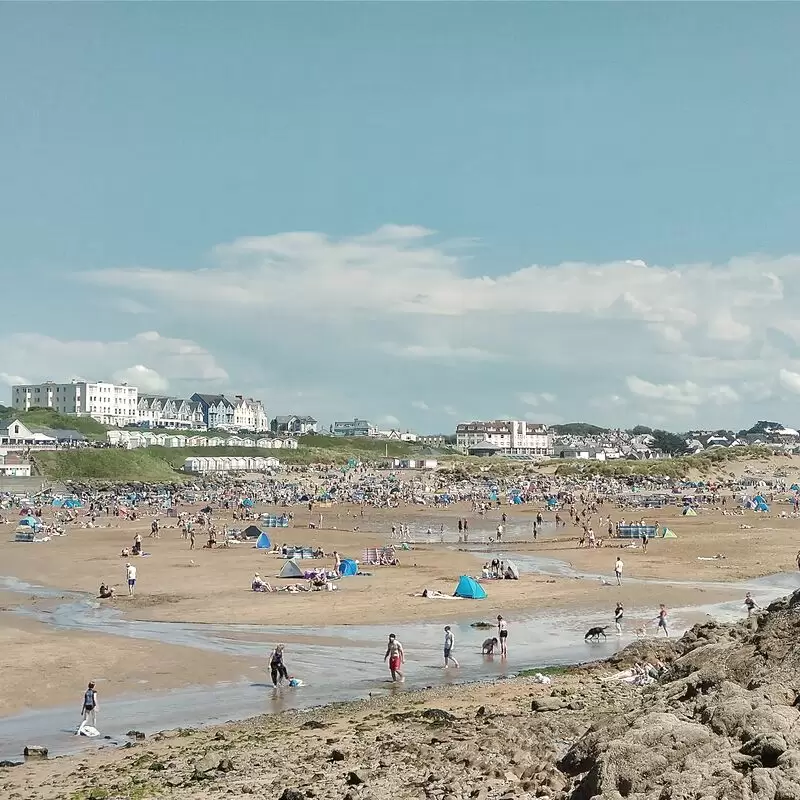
[1,546,798,761]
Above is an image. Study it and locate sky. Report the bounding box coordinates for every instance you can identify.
[1,3,800,434]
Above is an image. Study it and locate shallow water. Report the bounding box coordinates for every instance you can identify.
[0,558,797,760]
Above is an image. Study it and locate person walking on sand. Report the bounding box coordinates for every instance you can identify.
[384,633,405,682]
[614,602,624,635]
[125,562,137,597]
[796,550,800,571]
[79,682,98,730]
[443,625,459,669]
[497,615,508,656]
[656,604,669,636]
[614,557,624,586]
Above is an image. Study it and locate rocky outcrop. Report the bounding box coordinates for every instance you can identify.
[558,588,800,799]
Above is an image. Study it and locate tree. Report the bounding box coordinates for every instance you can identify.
[650,429,689,456]
[629,425,653,435]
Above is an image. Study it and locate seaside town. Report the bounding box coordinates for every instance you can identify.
[3,374,800,800]
[5,5,800,800]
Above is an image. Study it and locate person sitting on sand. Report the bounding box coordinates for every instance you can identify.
[252,573,272,592]
[482,637,499,654]
[120,547,130,558]
[98,583,114,599]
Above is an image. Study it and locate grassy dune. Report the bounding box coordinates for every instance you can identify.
[32,436,436,482]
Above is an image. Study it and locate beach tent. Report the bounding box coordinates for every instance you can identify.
[511,494,523,505]
[791,484,800,492]
[753,495,770,512]
[547,497,558,508]
[682,507,697,516]
[278,559,304,579]
[18,516,41,530]
[241,498,254,508]
[255,531,271,549]
[64,498,81,509]
[242,525,263,539]
[504,560,520,580]
[454,575,487,600]
[662,528,678,538]
[339,558,358,576]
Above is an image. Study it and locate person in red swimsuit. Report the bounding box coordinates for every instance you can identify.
[384,633,405,682]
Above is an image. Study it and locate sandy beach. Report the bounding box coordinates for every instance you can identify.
[1,461,799,722]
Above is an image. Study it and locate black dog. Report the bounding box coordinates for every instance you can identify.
[584,626,609,641]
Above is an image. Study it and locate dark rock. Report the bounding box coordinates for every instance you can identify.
[741,734,787,768]
[279,790,306,800]
[148,761,166,771]
[126,730,146,740]
[23,746,48,760]
[218,757,234,773]
[0,760,21,768]
[330,749,347,762]
[531,698,567,712]
[422,709,456,724]
[347,770,365,786]
[302,720,327,730]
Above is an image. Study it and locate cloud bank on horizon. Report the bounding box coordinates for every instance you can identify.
[1,224,798,432]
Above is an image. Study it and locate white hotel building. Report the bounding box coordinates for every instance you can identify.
[456,420,553,456]
[12,380,139,427]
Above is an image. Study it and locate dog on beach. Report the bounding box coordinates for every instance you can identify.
[481,637,499,654]
[584,626,609,641]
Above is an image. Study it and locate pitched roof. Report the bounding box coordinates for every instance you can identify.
[192,393,234,408]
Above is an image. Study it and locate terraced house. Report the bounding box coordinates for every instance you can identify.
[137,396,207,430]
[190,393,269,433]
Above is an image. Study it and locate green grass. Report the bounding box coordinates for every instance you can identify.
[552,445,772,479]
[3,407,109,440]
[31,435,441,482]
[33,449,184,483]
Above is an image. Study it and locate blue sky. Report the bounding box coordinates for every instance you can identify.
[2,3,800,432]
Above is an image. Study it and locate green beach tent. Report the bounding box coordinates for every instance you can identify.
[662,528,678,538]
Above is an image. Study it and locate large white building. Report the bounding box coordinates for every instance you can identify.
[12,380,138,426]
[455,420,553,456]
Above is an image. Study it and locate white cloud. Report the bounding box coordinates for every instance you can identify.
[779,369,800,395]
[0,332,228,398]
[0,372,28,387]
[382,343,499,361]
[66,225,800,427]
[411,400,429,411]
[519,392,556,406]
[707,311,751,342]
[113,365,168,393]
[626,376,740,408]
[443,405,458,417]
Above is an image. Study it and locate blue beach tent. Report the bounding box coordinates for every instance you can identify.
[256,531,272,549]
[753,495,770,512]
[339,559,358,576]
[453,575,487,600]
